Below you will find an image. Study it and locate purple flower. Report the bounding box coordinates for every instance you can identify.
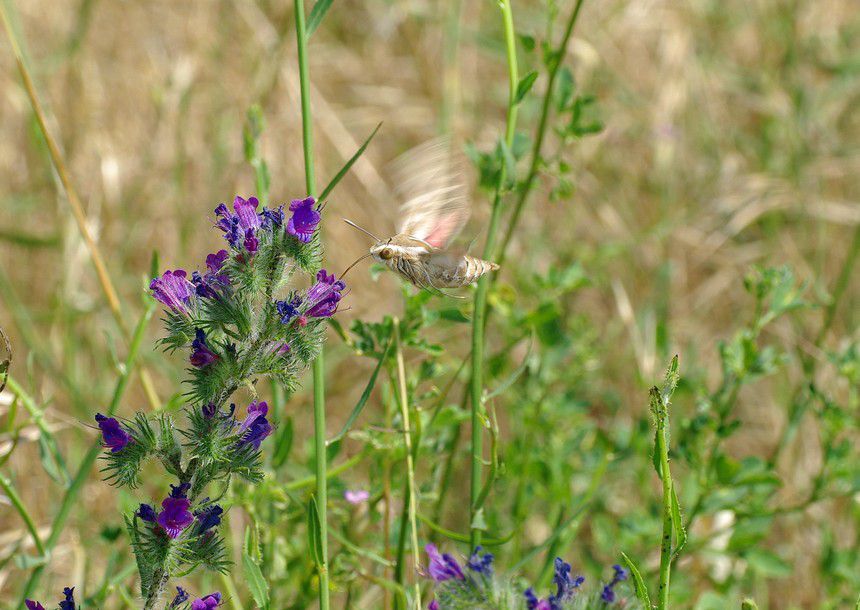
[171,587,189,607]
[286,196,320,243]
[150,270,195,314]
[524,589,551,610]
[59,587,75,610]
[600,564,628,603]
[467,546,494,575]
[344,489,370,505]
[215,204,241,247]
[274,342,291,355]
[276,292,303,324]
[191,592,222,610]
[425,544,464,582]
[548,558,584,607]
[236,401,273,450]
[25,601,45,610]
[193,250,231,298]
[190,329,219,368]
[233,196,261,232]
[202,402,217,419]
[170,482,191,498]
[195,504,224,535]
[305,269,345,318]
[95,413,130,452]
[157,496,194,538]
[428,601,439,610]
[243,228,259,254]
[136,503,157,522]
[261,205,285,229]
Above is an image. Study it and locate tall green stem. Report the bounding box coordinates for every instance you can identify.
[655,404,673,610]
[293,2,329,608]
[469,0,519,549]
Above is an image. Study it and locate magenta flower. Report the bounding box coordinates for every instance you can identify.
[286,196,320,243]
[425,544,464,582]
[428,601,439,610]
[305,269,345,318]
[233,196,261,232]
[150,270,194,314]
[191,592,222,609]
[95,413,130,452]
[157,496,194,538]
[190,329,219,368]
[344,489,370,505]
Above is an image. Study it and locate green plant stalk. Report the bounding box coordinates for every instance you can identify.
[19,301,155,604]
[293,2,329,608]
[655,397,673,610]
[0,473,47,558]
[498,0,586,267]
[393,319,421,609]
[469,0,519,549]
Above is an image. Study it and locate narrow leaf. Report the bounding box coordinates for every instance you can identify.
[329,337,392,443]
[318,122,381,203]
[620,552,652,609]
[670,484,687,559]
[307,496,324,566]
[242,552,270,610]
[272,415,293,469]
[306,0,334,37]
[514,70,539,104]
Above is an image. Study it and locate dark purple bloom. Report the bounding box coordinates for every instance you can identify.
[24,601,45,610]
[600,564,628,603]
[195,504,224,535]
[192,250,230,298]
[275,292,303,324]
[136,503,157,522]
[59,587,75,610]
[425,544,464,582]
[190,329,219,368]
[215,203,241,247]
[305,269,345,318]
[524,589,551,610]
[202,402,217,419]
[170,482,191,498]
[243,228,259,254]
[467,546,494,575]
[548,558,584,607]
[157,496,194,538]
[236,401,273,450]
[171,587,189,607]
[286,196,320,243]
[274,342,291,355]
[95,413,130,452]
[150,270,195,314]
[233,197,261,232]
[191,592,222,610]
[261,205,284,229]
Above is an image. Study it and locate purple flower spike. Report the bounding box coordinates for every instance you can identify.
[548,557,584,606]
[157,496,194,538]
[195,504,224,535]
[59,587,75,610]
[601,564,628,603]
[467,546,494,575]
[261,205,285,229]
[286,196,320,243]
[137,503,157,522]
[150,270,194,314]
[190,329,219,368]
[215,204,241,247]
[95,413,130,452]
[425,544,464,582]
[191,592,222,610]
[233,196,261,231]
[305,269,345,318]
[170,587,189,608]
[344,489,370,505]
[25,601,45,610]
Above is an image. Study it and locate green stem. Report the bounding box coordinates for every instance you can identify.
[656,402,673,610]
[498,0,586,268]
[19,301,155,604]
[294,2,328,608]
[0,473,47,558]
[393,319,421,609]
[469,0,519,550]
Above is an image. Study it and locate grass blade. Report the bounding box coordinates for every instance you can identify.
[329,336,391,444]
[318,122,382,204]
[306,0,334,37]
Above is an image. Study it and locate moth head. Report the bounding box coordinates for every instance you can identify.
[370,241,395,262]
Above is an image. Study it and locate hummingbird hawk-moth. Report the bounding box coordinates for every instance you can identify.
[344,139,499,292]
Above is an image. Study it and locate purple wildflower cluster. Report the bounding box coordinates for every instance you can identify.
[136,482,223,540]
[214,195,319,254]
[26,586,75,610]
[275,268,346,329]
[170,587,222,609]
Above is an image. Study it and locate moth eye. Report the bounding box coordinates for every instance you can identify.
[379,248,393,260]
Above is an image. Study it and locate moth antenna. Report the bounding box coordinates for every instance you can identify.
[343,218,381,242]
[340,252,373,279]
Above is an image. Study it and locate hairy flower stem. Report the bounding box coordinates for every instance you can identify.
[393,319,422,609]
[469,0,519,549]
[497,0,586,268]
[654,389,674,610]
[293,2,330,608]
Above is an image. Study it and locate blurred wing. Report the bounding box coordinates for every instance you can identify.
[390,138,469,249]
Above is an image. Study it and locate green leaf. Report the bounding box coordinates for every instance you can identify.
[306,0,334,37]
[329,337,392,443]
[670,483,687,559]
[741,600,760,610]
[242,551,270,609]
[620,552,652,609]
[318,122,381,203]
[307,496,324,566]
[514,70,539,104]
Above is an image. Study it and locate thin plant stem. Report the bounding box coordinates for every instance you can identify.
[497,0,586,268]
[469,0,519,549]
[293,2,329,608]
[654,391,674,610]
[0,473,47,558]
[393,319,422,609]
[19,301,155,604]
[0,2,160,411]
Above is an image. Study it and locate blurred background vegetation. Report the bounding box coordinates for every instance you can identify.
[0,0,857,608]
